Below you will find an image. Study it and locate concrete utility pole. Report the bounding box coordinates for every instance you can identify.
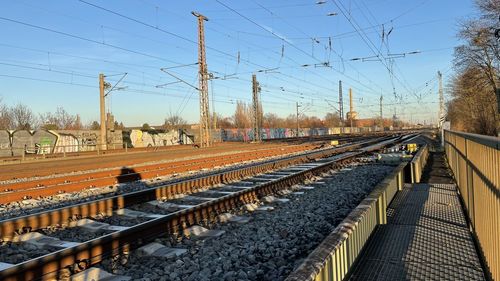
[349,88,354,132]
[252,74,261,142]
[393,107,397,127]
[379,95,383,129]
[210,80,217,131]
[438,71,444,129]
[193,11,211,148]
[296,102,300,137]
[438,71,446,145]
[339,80,344,133]
[99,73,107,150]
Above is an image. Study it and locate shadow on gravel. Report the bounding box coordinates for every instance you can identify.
[117,167,142,184]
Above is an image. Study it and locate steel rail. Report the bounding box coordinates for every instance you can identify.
[0,144,317,204]
[0,137,384,239]
[0,142,295,180]
[0,134,411,280]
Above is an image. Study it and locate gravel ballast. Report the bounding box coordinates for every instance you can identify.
[39,226,114,243]
[98,162,394,281]
[0,242,59,264]
[0,147,331,221]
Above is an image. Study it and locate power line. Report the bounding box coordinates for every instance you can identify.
[77,0,352,102]
[350,0,416,100]
[132,0,389,102]
[213,0,389,99]
[330,0,420,101]
[0,61,96,79]
[215,0,324,63]
[0,73,96,88]
[1,17,192,67]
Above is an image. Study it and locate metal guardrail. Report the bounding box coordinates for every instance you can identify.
[444,130,499,281]
[285,162,406,281]
[286,142,429,281]
[410,144,429,183]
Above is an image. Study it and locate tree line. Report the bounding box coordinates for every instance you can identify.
[215,100,342,129]
[0,99,346,131]
[447,0,500,136]
[0,99,92,130]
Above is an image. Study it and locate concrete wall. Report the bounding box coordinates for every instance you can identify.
[220,127,374,142]
[0,130,124,156]
[0,127,393,157]
[184,129,221,144]
[0,130,12,157]
[52,132,79,153]
[128,129,181,148]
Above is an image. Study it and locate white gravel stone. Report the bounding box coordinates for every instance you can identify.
[13,232,79,249]
[137,243,187,258]
[0,262,13,271]
[71,267,131,281]
[96,162,395,281]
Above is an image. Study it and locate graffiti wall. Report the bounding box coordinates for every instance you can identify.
[0,126,388,157]
[128,129,180,148]
[51,132,79,154]
[220,127,377,142]
[221,128,337,141]
[0,130,11,157]
[54,130,123,151]
[183,129,221,144]
[0,130,123,157]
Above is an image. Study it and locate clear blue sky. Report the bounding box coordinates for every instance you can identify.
[0,0,476,126]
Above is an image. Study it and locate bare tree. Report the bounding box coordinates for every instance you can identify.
[263,113,284,128]
[450,0,500,135]
[284,114,297,128]
[164,111,188,131]
[0,98,13,130]
[233,101,251,129]
[88,121,100,130]
[39,107,83,130]
[324,113,341,127]
[11,103,38,130]
[216,116,234,129]
[448,67,498,134]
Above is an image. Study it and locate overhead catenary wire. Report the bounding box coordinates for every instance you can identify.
[211,0,390,101]
[329,0,422,102]
[0,17,188,67]
[104,0,390,103]
[0,1,446,123]
[77,0,371,105]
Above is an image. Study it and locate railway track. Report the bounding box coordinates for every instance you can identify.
[0,143,322,205]
[0,134,415,280]
[0,134,390,206]
[0,142,307,180]
[0,132,399,180]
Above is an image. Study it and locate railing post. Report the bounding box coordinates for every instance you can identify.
[443,129,499,280]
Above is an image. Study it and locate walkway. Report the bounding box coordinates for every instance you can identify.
[348,150,486,280]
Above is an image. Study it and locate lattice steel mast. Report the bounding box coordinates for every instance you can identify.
[192,11,211,147]
[339,80,344,133]
[252,74,261,142]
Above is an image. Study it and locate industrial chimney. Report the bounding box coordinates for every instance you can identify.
[346,88,358,121]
